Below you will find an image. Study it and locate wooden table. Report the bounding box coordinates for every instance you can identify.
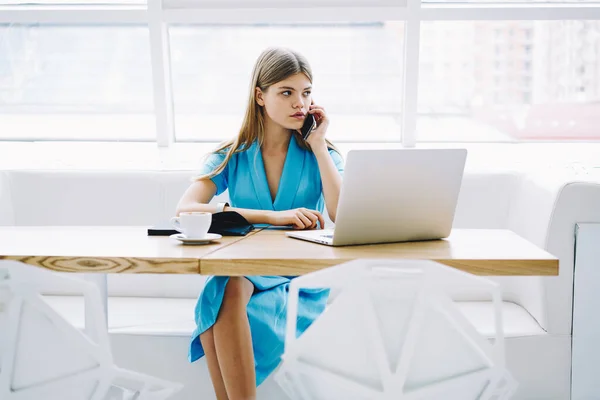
[0,226,557,334]
[0,226,245,274]
[0,226,558,276]
[202,228,558,276]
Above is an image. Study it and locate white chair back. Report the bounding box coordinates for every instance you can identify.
[277,259,517,400]
[0,261,183,400]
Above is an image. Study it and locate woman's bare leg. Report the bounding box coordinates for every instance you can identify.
[213,277,256,400]
[200,327,229,400]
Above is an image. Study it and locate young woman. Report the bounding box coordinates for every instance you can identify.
[176,47,344,400]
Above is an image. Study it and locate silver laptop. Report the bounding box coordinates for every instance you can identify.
[286,148,467,246]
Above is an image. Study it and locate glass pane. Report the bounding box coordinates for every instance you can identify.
[170,22,404,142]
[417,21,600,141]
[0,25,154,140]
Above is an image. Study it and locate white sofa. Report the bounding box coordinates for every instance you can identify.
[1,167,600,400]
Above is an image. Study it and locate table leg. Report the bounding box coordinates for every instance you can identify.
[84,273,108,340]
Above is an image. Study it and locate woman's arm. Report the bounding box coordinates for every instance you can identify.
[175,180,274,224]
[312,145,342,222]
[175,179,324,228]
[305,104,342,223]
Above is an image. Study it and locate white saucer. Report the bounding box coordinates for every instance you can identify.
[170,233,222,244]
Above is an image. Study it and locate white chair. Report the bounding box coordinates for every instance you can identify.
[276,259,517,400]
[0,260,183,400]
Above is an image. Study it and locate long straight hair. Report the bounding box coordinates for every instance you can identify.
[196,47,340,181]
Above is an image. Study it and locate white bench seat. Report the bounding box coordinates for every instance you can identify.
[5,168,597,399]
[43,296,544,338]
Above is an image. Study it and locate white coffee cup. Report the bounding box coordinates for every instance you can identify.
[170,212,212,238]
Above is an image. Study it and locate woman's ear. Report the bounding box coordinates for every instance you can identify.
[255,87,265,107]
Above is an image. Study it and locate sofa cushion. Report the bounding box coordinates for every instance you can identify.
[6,169,516,229]
[106,274,207,299]
[43,296,195,335]
[160,170,231,220]
[43,296,545,338]
[8,170,164,226]
[453,171,518,229]
[456,301,544,337]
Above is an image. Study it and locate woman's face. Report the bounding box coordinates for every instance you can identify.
[256,73,313,131]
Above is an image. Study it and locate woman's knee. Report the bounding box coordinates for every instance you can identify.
[222,277,254,308]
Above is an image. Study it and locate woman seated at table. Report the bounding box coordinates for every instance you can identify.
[175,47,344,400]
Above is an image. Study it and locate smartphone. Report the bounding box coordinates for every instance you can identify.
[300,113,317,140]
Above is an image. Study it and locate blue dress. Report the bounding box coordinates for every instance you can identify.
[188,136,345,386]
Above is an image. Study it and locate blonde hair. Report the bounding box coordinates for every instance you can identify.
[196,47,340,181]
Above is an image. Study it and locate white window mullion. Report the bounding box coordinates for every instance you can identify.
[148,0,175,147]
[420,4,600,21]
[401,0,421,148]
[162,7,408,24]
[0,6,147,24]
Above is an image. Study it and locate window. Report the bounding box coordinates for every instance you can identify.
[2,1,600,144]
[170,23,404,143]
[0,25,154,140]
[417,21,600,142]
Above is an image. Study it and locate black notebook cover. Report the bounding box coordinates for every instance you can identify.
[148,211,254,237]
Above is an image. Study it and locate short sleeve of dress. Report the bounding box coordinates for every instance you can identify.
[328,149,345,177]
[198,151,229,196]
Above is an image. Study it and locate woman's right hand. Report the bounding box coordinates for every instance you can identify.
[268,208,325,230]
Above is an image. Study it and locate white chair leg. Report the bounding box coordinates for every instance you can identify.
[84,273,108,341]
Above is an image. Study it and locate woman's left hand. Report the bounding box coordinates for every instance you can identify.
[304,104,329,150]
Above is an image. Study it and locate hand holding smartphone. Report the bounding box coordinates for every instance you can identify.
[300,113,317,141]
